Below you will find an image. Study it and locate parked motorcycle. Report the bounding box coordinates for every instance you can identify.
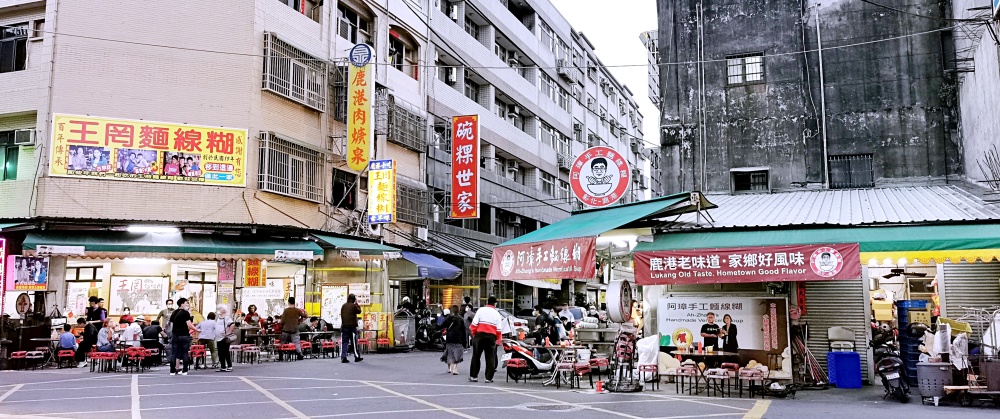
[414,308,444,351]
[870,324,909,402]
[501,338,554,381]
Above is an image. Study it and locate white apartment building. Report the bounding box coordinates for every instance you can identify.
[0,0,648,315]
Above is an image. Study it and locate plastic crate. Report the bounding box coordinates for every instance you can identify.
[827,352,863,389]
[896,300,928,310]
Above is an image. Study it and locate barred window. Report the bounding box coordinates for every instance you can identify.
[332,168,358,209]
[829,154,875,189]
[397,184,428,226]
[726,53,764,86]
[263,33,327,111]
[330,64,348,123]
[388,100,427,152]
[258,132,324,202]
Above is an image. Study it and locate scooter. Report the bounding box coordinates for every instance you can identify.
[500,338,554,381]
[415,310,444,351]
[870,327,910,402]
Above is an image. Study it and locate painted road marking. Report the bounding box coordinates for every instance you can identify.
[0,384,24,403]
[743,400,771,419]
[240,376,309,419]
[131,374,141,419]
[495,386,641,419]
[361,380,478,419]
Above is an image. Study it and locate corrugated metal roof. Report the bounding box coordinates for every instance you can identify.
[667,186,1000,230]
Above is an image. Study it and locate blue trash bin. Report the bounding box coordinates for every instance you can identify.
[827,352,862,389]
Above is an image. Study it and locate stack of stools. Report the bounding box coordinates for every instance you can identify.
[57,350,76,368]
[9,351,27,369]
[896,300,927,386]
[24,351,45,369]
[573,360,594,389]
[589,357,610,381]
[321,340,339,358]
[299,341,314,358]
[124,347,146,373]
[241,344,261,364]
[278,344,298,361]
[189,345,207,369]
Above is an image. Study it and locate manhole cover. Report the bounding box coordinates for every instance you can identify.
[526,405,575,411]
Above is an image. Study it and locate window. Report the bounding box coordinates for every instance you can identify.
[388,100,427,151]
[258,132,323,202]
[600,107,608,129]
[465,19,479,39]
[541,172,555,196]
[495,98,507,119]
[829,154,875,189]
[332,168,358,209]
[1,23,28,74]
[389,29,419,80]
[397,184,428,225]
[464,78,480,103]
[330,64,348,122]
[540,123,557,149]
[539,72,556,102]
[726,53,764,86]
[539,20,556,55]
[0,131,19,181]
[731,169,769,192]
[558,180,570,202]
[263,33,327,111]
[557,87,570,112]
[557,134,570,155]
[338,4,372,45]
[586,93,596,112]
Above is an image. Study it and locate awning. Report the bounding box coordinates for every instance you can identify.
[513,279,562,291]
[429,232,492,259]
[0,223,26,231]
[487,192,714,281]
[401,251,461,279]
[501,191,714,246]
[635,223,1000,264]
[312,233,399,255]
[22,231,323,260]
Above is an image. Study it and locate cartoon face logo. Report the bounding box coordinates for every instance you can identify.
[570,147,632,208]
[499,250,515,277]
[810,247,844,278]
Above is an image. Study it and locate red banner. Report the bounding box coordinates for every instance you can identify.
[451,115,479,219]
[487,237,596,280]
[634,243,861,285]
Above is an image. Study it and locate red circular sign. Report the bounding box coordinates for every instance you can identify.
[809,247,844,278]
[570,146,632,208]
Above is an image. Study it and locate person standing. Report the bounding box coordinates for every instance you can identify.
[440,305,467,375]
[85,296,102,323]
[157,299,176,362]
[197,312,218,368]
[340,294,363,363]
[468,296,503,383]
[279,297,306,360]
[700,312,721,349]
[168,297,195,376]
[215,304,235,372]
[558,303,576,324]
[721,314,739,352]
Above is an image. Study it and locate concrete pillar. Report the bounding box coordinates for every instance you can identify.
[48,256,67,316]
[478,22,494,49]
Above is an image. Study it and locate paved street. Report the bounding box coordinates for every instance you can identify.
[0,350,996,419]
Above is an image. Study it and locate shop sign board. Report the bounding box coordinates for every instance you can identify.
[450,115,480,219]
[110,276,167,315]
[35,245,85,256]
[348,283,371,306]
[657,296,789,354]
[0,239,5,313]
[274,250,314,261]
[487,237,597,280]
[244,259,267,287]
[634,243,861,285]
[569,146,631,208]
[217,260,235,284]
[347,61,373,172]
[321,285,348,328]
[5,256,48,291]
[50,114,247,186]
[367,159,396,224]
[340,250,361,259]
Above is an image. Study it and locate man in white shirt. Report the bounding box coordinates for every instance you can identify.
[558,304,576,324]
[121,317,143,347]
[469,296,503,383]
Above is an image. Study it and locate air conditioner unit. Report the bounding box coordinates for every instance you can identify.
[586,97,594,108]
[505,160,519,173]
[13,129,35,146]
[448,4,459,20]
[573,122,582,131]
[507,104,520,117]
[508,215,522,225]
[632,168,642,178]
[415,226,429,241]
[507,58,519,67]
[445,67,458,84]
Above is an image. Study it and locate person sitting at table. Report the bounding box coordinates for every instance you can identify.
[97,320,118,352]
[121,316,143,347]
[244,305,265,328]
[76,317,98,367]
[198,312,219,368]
[298,317,319,353]
[58,323,79,354]
[142,320,165,365]
[119,307,133,324]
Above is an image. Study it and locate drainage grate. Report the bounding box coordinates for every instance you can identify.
[526,405,575,411]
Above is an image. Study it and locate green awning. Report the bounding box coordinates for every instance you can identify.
[0,223,26,231]
[22,231,323,259]
[635,223,1000,253]
[501,191,714,246]
[312,233,399,254]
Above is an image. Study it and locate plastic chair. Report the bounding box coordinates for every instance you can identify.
[25,351,45,370]
[638,363,659,390]
[189,345,207,369]
[10,351,27,370]
[241,345,260,364]
[574,362,594,388]
[356,336,372,354]
[505,358,529,383]
[124,347,146,373]
[554,349,578,389]
[278,344,298,361]
[674,364,701,395]
[827,326,856,352]
[299,341,314,358]
[321,340,339,358]
[57,350,76,368]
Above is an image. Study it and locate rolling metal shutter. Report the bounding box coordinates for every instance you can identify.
[801,278,870,381]
[940,262,1000,340]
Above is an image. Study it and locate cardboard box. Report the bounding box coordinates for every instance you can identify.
[871,300,893,311]
[874,309,894,321]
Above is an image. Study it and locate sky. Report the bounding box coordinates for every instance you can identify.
[550,0,659,147]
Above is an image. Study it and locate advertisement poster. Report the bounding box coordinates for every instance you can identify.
[450,115,480,219]
[348,283,371,306]
[65,282,94,319]
[487,237,596,280]
[244,259,267,287]
[570,146,631,208]
[242,279,286,319]
[367,159,396,224]
[321,285,348,328]
[110,276,167,315]
[347,63,372,172]
[50,114,247,186]
[0,239,5,313]
[657,296,789,354]
[635,243,862,285]
[6,256,49,291]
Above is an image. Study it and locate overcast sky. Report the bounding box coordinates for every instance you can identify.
[550,0,659,147]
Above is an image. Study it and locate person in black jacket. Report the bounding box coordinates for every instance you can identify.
[75,317,97,367]
[440,305,467,375]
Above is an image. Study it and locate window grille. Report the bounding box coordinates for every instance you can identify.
[397,184,428,225]
[263,33,327,111]
[388,99,427,152]
[829,154,875,189]
[258,132,324,202]
[330,64,348,123]
[731,169,769,192]
[726,53,765,86]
